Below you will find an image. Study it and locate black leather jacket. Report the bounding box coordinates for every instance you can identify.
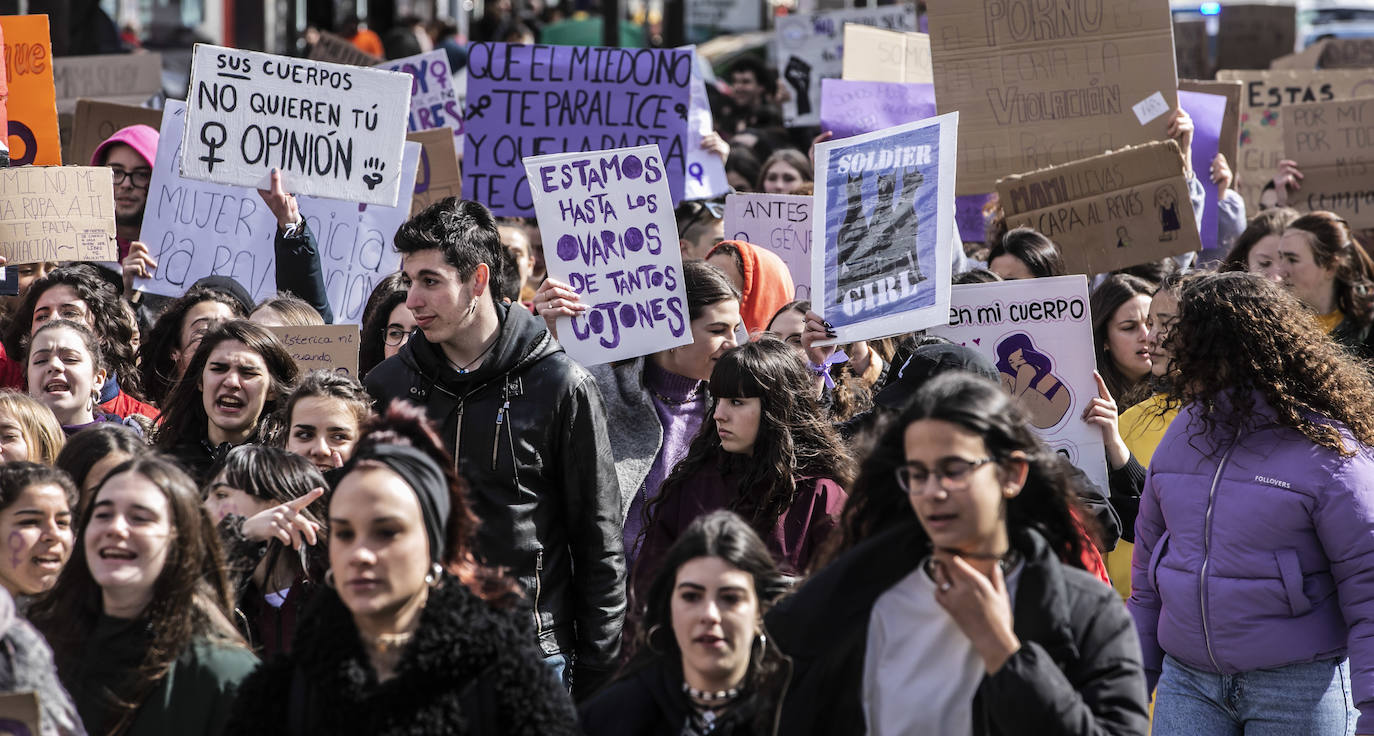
[365,302,626,690]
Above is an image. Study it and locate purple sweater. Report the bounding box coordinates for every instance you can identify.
[1129,393,1374,731]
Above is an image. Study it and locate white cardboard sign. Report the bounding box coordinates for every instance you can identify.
[724,193,812,300]
[180,44,412,206]
[927,276,1108,493]
[142,101,420,323]
[524,145,691,366]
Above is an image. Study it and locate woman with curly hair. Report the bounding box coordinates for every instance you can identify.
[633,337,852,594]
[766,372,1148,735]
[1273,211,1374,357]
[582,511,789,735]
[1129,271,1374,734]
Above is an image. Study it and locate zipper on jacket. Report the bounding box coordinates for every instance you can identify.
[492,398,510,471]
[533,550,545,638]
[1199,442,1235,672]
[452,400,464,474]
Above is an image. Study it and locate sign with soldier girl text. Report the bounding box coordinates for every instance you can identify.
[928,275,1108,493]
[811,113,956,346]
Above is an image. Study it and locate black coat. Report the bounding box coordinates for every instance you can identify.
[579,660,767,736]
[364,302,626,689]
[765,524,1149,736]
[224,573,581,735]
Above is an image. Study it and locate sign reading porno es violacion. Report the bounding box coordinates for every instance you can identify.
[180,44,412,206]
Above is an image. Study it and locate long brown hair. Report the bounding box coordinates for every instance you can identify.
[29,454,241,732]
[1091,273,1155,407]
[1284,211,1374,325]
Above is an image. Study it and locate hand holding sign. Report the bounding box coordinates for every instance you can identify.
[533,276,590,338]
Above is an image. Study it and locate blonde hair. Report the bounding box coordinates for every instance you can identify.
[0,390,65,464]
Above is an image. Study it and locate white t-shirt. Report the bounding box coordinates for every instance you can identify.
[862,561,1021,736]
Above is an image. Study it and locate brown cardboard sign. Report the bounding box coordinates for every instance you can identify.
[308,32,383,67]
[0,166,117,264]
[407,127,462,217]
[1216,4,1296,70]
[1281,96,1374,227]
[52,52,162,114]
[996,141,1201,276]
[1270,40,1330,71]
[1321,39,1374,70]
[267,324,361,377]
[0,692,40,736]
[1218,69,1374,210]
[1179,79,1243,172]
[841,25,932,84]
[927,0,1179,195]
[67,99,163,168]
[1174,19,1209,80]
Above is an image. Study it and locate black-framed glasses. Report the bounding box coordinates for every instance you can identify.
[384,326,413,347]
[895,457,995,495]
[110,166,152,189]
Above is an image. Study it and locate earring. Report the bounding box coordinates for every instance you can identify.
[646,624,667,655]
[324,569,335,588]
[424,562,443,587]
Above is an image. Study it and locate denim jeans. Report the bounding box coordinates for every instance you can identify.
[544,652,572,692]
[1152,654,1354,735]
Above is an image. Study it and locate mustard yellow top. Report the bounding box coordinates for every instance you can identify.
[1317,310,1345,334]
[1107,393,1182,600]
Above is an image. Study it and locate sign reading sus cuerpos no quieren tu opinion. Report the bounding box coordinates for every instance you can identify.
[724,193,812,300]
[266,324,361,377]
[997,141,1200,276]
[0,166,116,264]
[811,114,957,347]
[181,44,412,206]
[928,276,1107,494]
[524,145,690,366]
[1282,96,1374,228]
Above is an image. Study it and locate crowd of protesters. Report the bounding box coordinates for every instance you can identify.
[5,5,1374,736]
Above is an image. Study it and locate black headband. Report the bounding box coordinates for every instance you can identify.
[342,443,450,563]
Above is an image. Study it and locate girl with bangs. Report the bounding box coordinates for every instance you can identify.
[633,336,853,599]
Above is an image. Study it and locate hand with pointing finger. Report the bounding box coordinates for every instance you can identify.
[242,487,325,550]
[1082,371,1130,471]
[258,167,302,231]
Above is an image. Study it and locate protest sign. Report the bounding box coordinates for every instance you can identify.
[67,99,163,169]
[687,0,762,37]
[0,166,116,264]
[1174,18,1209,80]
[1270,40,1330,71]
[684,49,729,201]
[820,79,935,140]
[1321,39,1374,70]
[464,43,694,218]
[724,193,811,299]
[1179,90,1227,254]
[376,49,464,141]
[0,692,40,736]
[1218,69,1374,211]
[408,127,462,216]
[1282,96,1374,228]
[1,14,61,166]
[997,141,1201,276]
[139,102,420,323]
[1179,79,1242,173]
[309,31,383,66]
[524,144,691,366]
[267,324,361,376]
[1217,4,1296,71]
[928,275,1107,493]
[180,44,412,207]
[811,113,956,346]
[0,21,8,161]
[927,0,1178,195]
[53,52,161,114]
[774,5,918,127]
[841,25,932,84]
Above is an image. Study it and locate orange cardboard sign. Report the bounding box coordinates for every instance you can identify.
[0,21,8,159]
[0,15,60,165]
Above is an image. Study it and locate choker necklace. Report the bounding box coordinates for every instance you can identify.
[650,384,703,406]
[364,631,414,654]
[682,682,742,704]
[924,548,1021,576]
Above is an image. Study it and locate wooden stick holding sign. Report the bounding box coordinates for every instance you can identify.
[524,144,691,366]
[0,166,116,263]
[180,44,412,207]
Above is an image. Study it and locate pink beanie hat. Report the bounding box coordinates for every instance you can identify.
[90,124,159,167]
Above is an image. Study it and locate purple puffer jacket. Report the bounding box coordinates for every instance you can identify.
[1129,394,1374,730]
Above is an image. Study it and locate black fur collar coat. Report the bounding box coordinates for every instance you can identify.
[225,573,581,735]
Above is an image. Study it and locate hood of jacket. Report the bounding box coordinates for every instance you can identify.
[396,301,559,397]
[709,240,795,335]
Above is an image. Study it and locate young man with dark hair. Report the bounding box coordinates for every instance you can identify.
[365,197,626,695]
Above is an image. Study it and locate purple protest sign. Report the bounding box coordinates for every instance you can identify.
[376,50,464,139]
[523,144,691,366]
[1179,90,1227,258]
[819,79,937,140]
[465,43,693,218]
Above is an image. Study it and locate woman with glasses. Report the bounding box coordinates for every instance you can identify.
[358,276,414,379]
[766,372,1149,735]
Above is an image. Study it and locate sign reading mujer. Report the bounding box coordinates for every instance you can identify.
[180,44,412,206]
[524,144,690,366]
[811,113,957,346]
